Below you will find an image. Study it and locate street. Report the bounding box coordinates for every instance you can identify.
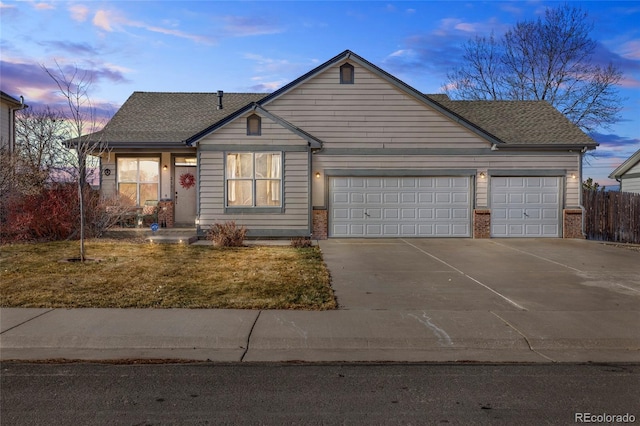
[2,362,638,425]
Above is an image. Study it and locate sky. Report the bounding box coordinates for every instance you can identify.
[1,0,639,188]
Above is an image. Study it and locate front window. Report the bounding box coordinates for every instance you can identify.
[117,157,159,205]
[226,152,281,207]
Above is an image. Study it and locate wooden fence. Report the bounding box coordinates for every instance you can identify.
[582,189,640,244]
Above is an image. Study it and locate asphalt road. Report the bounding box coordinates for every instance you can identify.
[2,363,638,425]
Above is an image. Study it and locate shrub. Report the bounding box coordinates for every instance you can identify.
[206,221,247,247]
[0,183,78,243]
[291,237,313,248]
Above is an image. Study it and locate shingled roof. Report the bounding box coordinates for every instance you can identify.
[431,96,597,146]
[95,90,595,149]
[98,92,267,146]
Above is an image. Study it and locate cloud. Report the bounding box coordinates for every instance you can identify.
[221,16,284,37]
[0,2,17,8]
[92,8,214,44]
[617,39,640,61]
[93,9,117,31]
[589,132,640,159]
[33,2,55,10]
[69,4,90,22]
[0,58,130,105]
[39,41,100,56]
[248,80,287,92]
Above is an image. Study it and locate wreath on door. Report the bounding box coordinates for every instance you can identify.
[179,172,196,190]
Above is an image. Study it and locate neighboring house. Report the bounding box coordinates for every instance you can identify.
[93,50,597,237]
[609,149,640,194]
[0,91,27,154]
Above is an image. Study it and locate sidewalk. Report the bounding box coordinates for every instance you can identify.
[2,307,638,363]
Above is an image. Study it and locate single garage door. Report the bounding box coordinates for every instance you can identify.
[491,177,561,237]
[330,176,470,237]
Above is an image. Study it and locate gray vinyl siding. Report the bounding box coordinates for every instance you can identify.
[198,111,309,147]
[265,61,490,150]
[0,103,11,150]
[199,150,310,234]
[620,163,640,194]
[312,153,581,209]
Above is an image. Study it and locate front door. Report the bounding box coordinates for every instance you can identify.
[175,166,197,226]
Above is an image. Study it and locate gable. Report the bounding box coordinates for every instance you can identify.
[197,109,313,150]
[264,60,491,150]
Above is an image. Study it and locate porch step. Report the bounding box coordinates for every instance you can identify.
[147,234,199,244]
[103,227,199,244]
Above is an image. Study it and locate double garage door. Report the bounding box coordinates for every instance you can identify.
[329,176,562,238]
[330,177,471,237]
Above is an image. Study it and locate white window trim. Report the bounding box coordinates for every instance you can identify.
[225,152,283,209]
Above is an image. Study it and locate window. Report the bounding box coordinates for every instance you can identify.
[247,114,261,135]
[226,152,281,207]
[117,158,159,205]
[340,63,354,84]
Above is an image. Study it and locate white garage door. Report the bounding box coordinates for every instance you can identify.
[330,177,470,237]
[491,177,561,237]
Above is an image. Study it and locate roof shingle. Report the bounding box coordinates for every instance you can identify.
[100,92,267,143]
[430,96,596,146]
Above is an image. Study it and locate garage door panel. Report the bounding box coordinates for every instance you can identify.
[491,177,560,237]
[384,193,399,203]
[401,193,416,203]
[330,176,470,237]
[384,209,399,219]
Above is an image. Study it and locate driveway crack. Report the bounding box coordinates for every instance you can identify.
[491,311,556,362]
[240,310,261,362]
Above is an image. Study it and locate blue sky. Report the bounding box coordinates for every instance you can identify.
[1,0,638,187]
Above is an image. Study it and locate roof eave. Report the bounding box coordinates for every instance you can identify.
[608,148,640,179]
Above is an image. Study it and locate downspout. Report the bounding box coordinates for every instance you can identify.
[579,147,587,238]
[308,145,313,238]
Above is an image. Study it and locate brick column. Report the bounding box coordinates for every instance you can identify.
[312,209,328,240]
[563,209,584,239]
[158,201,174,228]
[473,209,491,238]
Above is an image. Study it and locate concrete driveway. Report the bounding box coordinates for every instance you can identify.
[319,238,640,312]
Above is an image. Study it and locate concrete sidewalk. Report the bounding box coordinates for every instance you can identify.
[1,307,638,363]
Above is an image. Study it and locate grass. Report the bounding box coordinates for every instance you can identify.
[0,240,336,310]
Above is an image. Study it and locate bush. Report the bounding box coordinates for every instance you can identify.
[291,237,313,248]
[0,184,129,243]
[206,221,247,247]
[1,183,78,243]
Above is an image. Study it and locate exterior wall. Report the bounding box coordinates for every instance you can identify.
[99,150,194,203]
[198,114,311,236]
[473,209,491,238]
[0,101,11,150]
[265,61,490,150]
[563,209,584,238]
[312,209,328,239]
[620,163,640,193]
[311,153,581,209]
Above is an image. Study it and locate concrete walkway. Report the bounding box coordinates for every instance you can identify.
[1,239,639,363]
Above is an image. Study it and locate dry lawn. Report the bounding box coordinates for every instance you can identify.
[0,241,336,310]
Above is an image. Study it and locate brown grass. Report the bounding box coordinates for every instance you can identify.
[0,241,336,310]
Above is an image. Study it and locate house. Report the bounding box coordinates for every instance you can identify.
[94,50,597,238]
[609,149,640,194]
[0,91,27,154]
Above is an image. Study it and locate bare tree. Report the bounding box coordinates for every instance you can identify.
[445,4,623,132]
[13,106,71,188]
[44,61,109,261]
